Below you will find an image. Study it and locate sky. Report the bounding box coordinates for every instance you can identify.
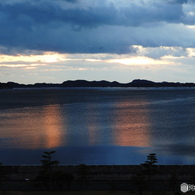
[0,0,195,84]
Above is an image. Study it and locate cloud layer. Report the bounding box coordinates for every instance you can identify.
[0,0,195,54]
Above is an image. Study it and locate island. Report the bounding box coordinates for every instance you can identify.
[1,79,195,89]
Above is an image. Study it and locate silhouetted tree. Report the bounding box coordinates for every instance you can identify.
[141,153,157,181]
[38,151,59,190]
[41,151,59,168]
[145,153,157,165]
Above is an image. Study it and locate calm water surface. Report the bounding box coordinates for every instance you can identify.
[0,88,195,165]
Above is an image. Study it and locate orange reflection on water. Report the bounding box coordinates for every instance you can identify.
[113,100,151,147]
[0,105,65,149]
[42,105,65,149]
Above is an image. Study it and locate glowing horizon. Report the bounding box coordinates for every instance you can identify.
[0,46,194,84]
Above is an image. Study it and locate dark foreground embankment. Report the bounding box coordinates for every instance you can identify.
[0,165,194,192]
[3,165,195,181]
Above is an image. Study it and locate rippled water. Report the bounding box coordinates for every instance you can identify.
[0,88,195,165]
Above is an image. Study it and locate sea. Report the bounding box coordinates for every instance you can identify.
[0,87,195,165]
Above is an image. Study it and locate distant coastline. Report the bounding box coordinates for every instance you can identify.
[1,79,195,89]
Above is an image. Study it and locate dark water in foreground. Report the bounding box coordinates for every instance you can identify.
[0,87,195,165]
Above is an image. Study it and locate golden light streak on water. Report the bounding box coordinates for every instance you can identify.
[42,105,65,149]
[112,100,151,147]
[0,105,65,149]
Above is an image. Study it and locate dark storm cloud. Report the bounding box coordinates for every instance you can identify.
[0,0,194,54]
[0,1,186,27]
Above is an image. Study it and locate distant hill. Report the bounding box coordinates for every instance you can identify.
[1,79,195,89]
[61,80,121,87]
